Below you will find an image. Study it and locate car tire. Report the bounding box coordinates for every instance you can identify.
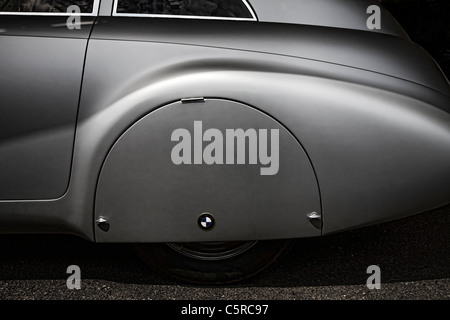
[132,239,294,285]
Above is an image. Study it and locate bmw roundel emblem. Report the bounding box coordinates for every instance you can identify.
[198,213,215,231]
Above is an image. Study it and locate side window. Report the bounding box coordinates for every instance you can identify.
[0,0,95,13]
[115,0,256,20]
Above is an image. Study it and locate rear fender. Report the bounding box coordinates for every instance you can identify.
[74,68,450,240]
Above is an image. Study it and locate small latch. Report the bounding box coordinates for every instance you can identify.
[96,216,110,232]
[307,211,322,229]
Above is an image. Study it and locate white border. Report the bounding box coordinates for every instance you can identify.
[0,0,100,16]
[112,0,257,21]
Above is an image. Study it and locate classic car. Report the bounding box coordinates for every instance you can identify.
[0,0,449,284]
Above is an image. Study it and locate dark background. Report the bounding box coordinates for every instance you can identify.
[380,0,450,78]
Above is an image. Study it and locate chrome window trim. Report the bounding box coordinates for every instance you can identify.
[0,0,100,16]
[112,0,258,21]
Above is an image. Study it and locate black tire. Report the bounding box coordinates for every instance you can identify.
[133,240,294,285]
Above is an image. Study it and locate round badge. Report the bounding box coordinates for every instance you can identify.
[198,213,215,231]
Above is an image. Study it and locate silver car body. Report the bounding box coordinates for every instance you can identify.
[0,0,449,243]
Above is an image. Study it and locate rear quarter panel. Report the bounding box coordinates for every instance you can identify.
[77,18,450,239]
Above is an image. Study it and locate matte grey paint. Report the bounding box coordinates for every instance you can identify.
[0,18,94,200]
[0,16,95,38]
[96,99,321,242]
[0,0,449,242]
[84,18,450,113]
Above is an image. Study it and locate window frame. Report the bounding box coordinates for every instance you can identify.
[112,0,257,21]
[0,0,100,16]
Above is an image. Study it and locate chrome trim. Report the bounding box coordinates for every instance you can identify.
[307,212,321,220]
[181,97,205,104]
[307,211,322,229]
[0,0,100,16]
[95,216,108,224]
[241,0,257,20]
[112,0,257,21]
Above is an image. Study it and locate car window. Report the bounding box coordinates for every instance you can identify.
[114,0,256,20]
[0,0,95,13]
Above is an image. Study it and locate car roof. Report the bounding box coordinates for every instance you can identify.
[248,0,408,38]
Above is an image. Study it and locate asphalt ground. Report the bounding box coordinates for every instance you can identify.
[0,204,448,302]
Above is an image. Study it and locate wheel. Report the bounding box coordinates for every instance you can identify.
[132,239,294,285]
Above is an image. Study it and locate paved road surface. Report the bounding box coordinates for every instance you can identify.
[0,204,448,300]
